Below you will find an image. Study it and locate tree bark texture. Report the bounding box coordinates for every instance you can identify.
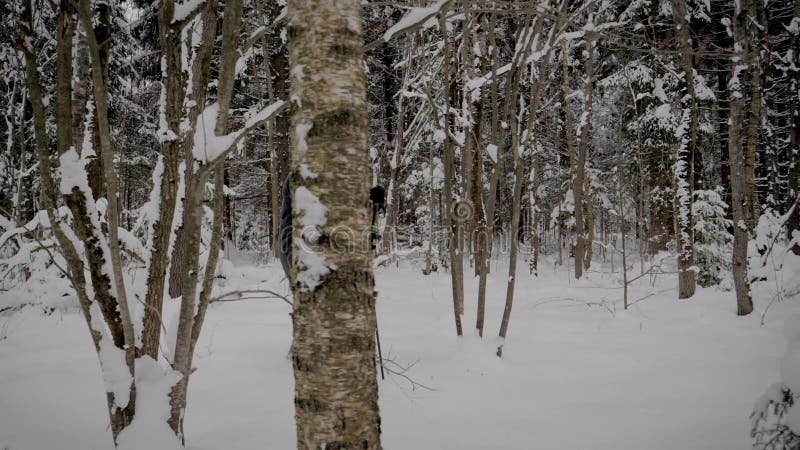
[672,0,697,299]
[287,1,383,448]
[728,0,755,316]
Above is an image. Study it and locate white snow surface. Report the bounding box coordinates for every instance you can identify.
[116,357,182,450]
[0,257,796,449]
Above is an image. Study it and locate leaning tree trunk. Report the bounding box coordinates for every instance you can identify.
[287,1,383,448]
[728,0,755,316]
[498,13,543,344]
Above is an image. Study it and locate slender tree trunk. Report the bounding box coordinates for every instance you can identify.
[790,0,800,254]
[477,12,502,341]
[499,119,524,341]
[141,0,185,358]
[498,9,555,344]
[572,32,594,280]
[619,178,628,310]
[728,0,755,316]
[529,152,541,276]
[439,7,464,335]
[743,0,763,231]
[424,141,436,274]
[672,0,697,299]
[584,171,594,270]
[287,1,383,448]
[167,0,230,437]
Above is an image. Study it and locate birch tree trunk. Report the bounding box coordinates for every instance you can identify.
[287,1,383,448]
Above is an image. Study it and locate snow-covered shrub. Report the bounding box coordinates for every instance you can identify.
[751,209,800,300]
[232,206,271,263]
[692,189,732,287]
[752,315,800,450]
[0,213,76,312]
[751,383,800,450]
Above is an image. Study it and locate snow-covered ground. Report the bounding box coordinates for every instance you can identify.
[0,256,796,449]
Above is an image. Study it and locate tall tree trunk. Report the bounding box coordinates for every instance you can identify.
[498,11,550,345]
[790,0,800,254]
[728,0,755,316]
[76,0,141,437]
[529,152,541,276]
[743,0,763,232]
[141,0,186,358]
[439,7,464,335]
[672,0,697,299]
[619,176,629,310]
[499,116,524,341]
[287,1,383,448]
[476,11,501,336]
[572,31,594,280]
[584,174,594,270]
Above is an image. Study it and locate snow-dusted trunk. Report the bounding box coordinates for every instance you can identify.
[672,0,697,299]
[167,0,242,436]
[22,0,137,441]
[572,30,594,280]
[743,2,763,232]
[383,104,404,254]
[476,12,501,336]
[728,0,754,316]
[470,29,487,333]
[499,10,552,344]
[499,114,524,341]
[75,0,141,437]
[791,0,800,254]
[529,153,541,276]
[637,159,647,274]
[259,29,287,260]
[141,0,185,358]
[424,141,436,274]
[287,1,382,448]
[584,175,594,270]
[440,8,464,335]
[56,0,123,350]
[618,177,628,310]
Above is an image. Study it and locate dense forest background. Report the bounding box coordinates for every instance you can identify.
[1,0,799,449]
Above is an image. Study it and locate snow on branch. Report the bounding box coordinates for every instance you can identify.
[192,100,286,167]
[366,0,449,51]
[384,0,449,42]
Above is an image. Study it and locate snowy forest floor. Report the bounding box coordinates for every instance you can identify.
[1,254,797,449]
